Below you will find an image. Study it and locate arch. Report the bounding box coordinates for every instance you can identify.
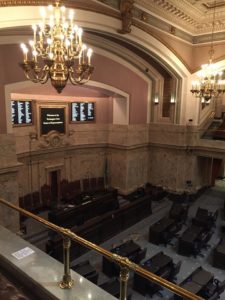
[0,5,191,125]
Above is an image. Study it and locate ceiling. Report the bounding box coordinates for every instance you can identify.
[135,0,225,35]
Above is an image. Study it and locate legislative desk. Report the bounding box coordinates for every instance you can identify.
[213,236,225,270]
[174,267,214,300]
[71,260,98,284]
[149,217,181,245]
[48,189,119,228]
[100,279,132,300]
[102,240,143,277]
[46,195,152,262]
[133,251,173,296]
[192,207,218,230]
[178,224,212,257]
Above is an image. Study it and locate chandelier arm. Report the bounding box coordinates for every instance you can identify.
[69,65,94,85]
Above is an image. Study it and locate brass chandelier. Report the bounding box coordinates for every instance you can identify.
[19,1,94,93]
[190,2,224,102]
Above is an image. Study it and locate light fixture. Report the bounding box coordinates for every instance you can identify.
[19,2,94,93]
[190,2,225,101]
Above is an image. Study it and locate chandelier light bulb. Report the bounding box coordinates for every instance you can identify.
[61,6,66,12]
[48,5,53,11]
[69,10,74,20]
[29,40,34,47]
[40,7,46,18]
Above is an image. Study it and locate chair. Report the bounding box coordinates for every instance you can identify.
[87,271,99,284]
[208,292,219,300]
[217,279,225,295]
[71,260,89,269]
[193,241,204,258]
[213,209,219,223]
[136,247,147,263]
[169,261,182,282]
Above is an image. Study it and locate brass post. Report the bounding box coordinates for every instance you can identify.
[59,237,74,289]
[119,265,129,300]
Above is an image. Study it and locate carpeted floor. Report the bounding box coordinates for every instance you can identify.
[22,183,225,299]
[71,184,225,299]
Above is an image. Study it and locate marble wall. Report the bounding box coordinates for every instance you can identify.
[15,123,217,198]
[0,134,20,232]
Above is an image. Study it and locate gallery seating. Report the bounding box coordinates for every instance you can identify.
[213,119,225,140]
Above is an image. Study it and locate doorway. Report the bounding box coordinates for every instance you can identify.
[49,170,60,203]
[211,158,223,186]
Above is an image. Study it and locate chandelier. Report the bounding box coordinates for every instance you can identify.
[19,2,94,93]
[190,3,224,102]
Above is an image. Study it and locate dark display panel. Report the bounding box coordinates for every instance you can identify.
[11,100,32,125]
[40,107,65,135]
[71,102,95,122]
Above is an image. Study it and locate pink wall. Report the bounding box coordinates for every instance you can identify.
[0,48,6,133]
[92,54,148,124]
[0,44,149,133]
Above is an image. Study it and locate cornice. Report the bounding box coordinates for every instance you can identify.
[0,0,120,18]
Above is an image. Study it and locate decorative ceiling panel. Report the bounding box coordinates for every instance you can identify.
[135,0,225,34]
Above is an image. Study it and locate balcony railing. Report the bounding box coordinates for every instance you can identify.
[0,197,204,300]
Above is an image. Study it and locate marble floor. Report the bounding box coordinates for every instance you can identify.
[71,185,225,300]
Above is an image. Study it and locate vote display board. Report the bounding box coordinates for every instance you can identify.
[71,102,95,122]
[11,100,32,125]
[40,107,65,135]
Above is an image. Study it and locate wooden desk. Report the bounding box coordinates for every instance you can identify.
[100,279,132,300]
[192,207,217,230]
[178,225,204,256]
[102,240,141,277]
[149,217,176,245]
[175,267,214,300]
[48,190,119,228]
[133,252,173,296]
[213,236,225,270]
[46,195,152,262]
[71,261,99,284]
[192,269,213,286]
[174,282,202,299]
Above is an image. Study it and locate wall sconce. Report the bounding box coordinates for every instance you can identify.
[154,96,159,104]
[170,96,175,104]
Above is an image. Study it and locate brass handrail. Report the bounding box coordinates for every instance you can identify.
[0,198,204,300]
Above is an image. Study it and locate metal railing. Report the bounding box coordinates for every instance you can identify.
[0,198,204,300]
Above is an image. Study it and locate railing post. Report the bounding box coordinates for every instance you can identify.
[119,265,129,300]
[59,237,74,289]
